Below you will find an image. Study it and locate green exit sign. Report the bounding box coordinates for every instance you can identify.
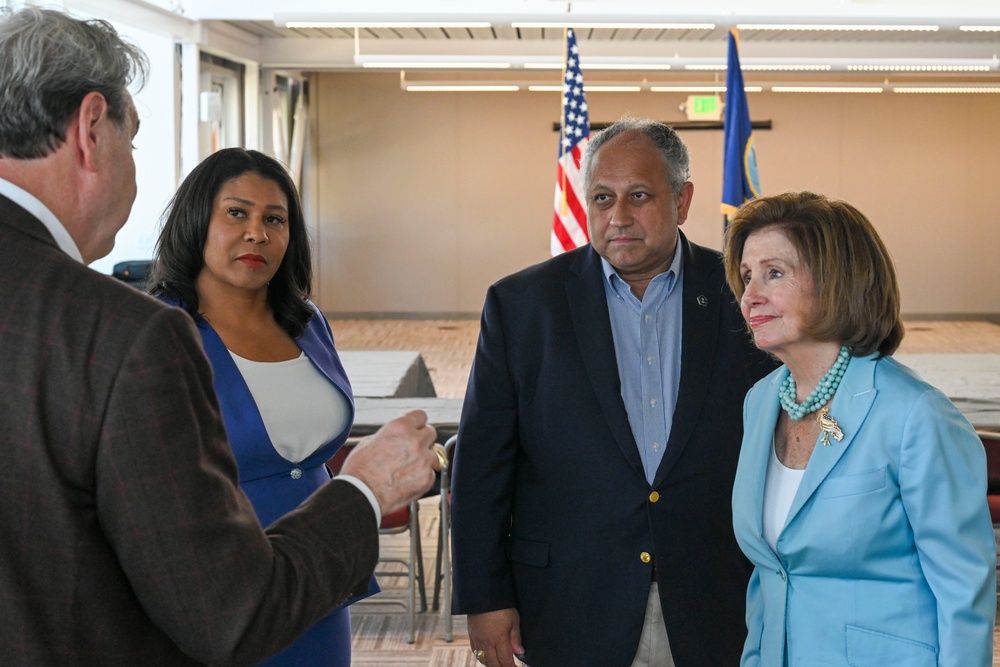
[692,95,718,114]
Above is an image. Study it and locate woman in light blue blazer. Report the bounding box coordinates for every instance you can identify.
[722,191,995,667]
[149,148,376,667]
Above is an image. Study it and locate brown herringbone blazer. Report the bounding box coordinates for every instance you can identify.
[0,193,378,666]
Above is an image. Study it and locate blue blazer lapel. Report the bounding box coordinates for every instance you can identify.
[784,354,879,527]
[565,247,645,478]
[736,370,785,567]
[654,234,722,487]
[197,322,278,481]
[294,310,355,467]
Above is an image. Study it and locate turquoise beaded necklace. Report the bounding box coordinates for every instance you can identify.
[778,345,850,421]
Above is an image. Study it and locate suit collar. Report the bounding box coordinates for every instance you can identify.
[0,185,82,262]
[564,235,730,486]
[0,192,60,251]
[653,233,724,487]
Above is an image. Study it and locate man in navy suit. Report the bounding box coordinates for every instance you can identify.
[0,8,438,664]
[451,118,775,667]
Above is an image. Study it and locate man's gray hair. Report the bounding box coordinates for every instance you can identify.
[0,7,148,159]
[581,118,691,195]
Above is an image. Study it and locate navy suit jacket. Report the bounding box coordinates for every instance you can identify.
[451,235,775,667]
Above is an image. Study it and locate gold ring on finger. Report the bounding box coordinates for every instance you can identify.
[432,443,447,472]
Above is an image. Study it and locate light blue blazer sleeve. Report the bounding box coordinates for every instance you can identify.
[733,354,996,667]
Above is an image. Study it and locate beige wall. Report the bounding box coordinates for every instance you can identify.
[311,71,1000,317]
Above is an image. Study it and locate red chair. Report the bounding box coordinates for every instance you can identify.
[979,430,1000,524]
[327,441,427,644]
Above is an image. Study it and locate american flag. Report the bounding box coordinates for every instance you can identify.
[550,28,591,256]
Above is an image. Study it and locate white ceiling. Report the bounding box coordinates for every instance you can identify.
[78,1,1000,83]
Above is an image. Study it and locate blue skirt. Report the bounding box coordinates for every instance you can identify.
[255,606,352,667]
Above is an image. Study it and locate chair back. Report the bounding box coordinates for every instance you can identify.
[326,443,354,476]
[326,439,412,530]
[979,430,1000,523]
[111,260,152,290]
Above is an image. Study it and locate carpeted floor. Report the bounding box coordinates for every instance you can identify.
[329,318,1000,400]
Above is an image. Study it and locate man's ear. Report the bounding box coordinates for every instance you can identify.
[675,181,695,227]
[71,91,110,173]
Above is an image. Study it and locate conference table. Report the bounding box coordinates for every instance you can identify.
[350,397,464,443]
[894,353,1000,429]
[341,351,1000,443]
[339,350,462,442]
[338,350,436,399]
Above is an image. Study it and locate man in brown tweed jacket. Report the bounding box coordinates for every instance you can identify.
[0,8,438,665]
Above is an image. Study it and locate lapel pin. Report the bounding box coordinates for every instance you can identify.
[696,295,708,307]
[817,408,844,446]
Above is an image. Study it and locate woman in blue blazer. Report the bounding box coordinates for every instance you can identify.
[722,192,995,667]
[149,148,375,667]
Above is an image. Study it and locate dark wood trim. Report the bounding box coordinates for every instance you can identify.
[553,120,773,132]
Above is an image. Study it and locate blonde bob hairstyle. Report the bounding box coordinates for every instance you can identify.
[723,191,903,358]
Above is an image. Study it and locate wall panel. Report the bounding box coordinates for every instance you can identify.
[313,72,1000,317]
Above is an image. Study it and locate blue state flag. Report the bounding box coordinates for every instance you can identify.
[721,28,761,222]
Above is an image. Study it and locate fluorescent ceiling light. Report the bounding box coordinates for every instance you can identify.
[361,54,998,75]
[650,85,763,93]
[524,62,672,71]
[847,64,991,72]
[584,85,642,92]
[356,55,512,69]
[511,22,714,30]
[651,85,726,92]
[582,63,672,71]
[405,85,520,92]
[959,26,1000,32]
[683,58,997,73]
[362,61,512,69]
[685,64,832,71]
[893,86,1000,93]
[742,65,832,71]
[284,21,492,28]
[772,86,883,93]
[528,84,643,92]
[737,24,938,32]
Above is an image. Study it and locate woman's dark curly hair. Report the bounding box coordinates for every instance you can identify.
[148,148,314,338]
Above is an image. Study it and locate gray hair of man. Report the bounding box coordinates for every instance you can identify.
[580,117,692,197]
[0,7,148,160]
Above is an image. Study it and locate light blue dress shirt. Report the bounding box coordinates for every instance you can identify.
[601,237,683,484]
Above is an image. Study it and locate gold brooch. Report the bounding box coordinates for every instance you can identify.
[817,408,844,446]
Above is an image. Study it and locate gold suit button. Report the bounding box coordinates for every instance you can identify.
[649,491,660,503]
[640,552,651,563]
